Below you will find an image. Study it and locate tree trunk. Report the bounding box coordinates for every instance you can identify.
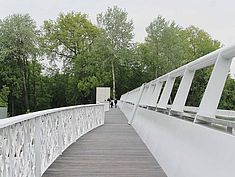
[32,59,36,111]
[26,60,31,110]
[22,57,30,113]
[111,60,116,99]
[11,92,14,116]
[22,71,30,113]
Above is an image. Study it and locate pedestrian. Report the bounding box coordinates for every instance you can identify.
[114,99,117,108]
[107,98,111,107]
[110,101,113,108]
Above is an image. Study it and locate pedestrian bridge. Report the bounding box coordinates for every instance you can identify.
[1,44,235,177]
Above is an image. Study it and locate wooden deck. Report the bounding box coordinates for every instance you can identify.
[42,108,167,177]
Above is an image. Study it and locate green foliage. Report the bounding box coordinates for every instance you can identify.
[0,9,234,116]
[0,14,39,114]
[183,26,221,60]
[0,86,10,107]
[97,6,134,51]
[41,12,109,104]
[140,16,233,109]
[41,12,100,71]
[97,6,134,98]
[182,27,221,107]
[0,14,38,58]
[219,77,235,110]
[186,67,213,107]
[145,16,186,77]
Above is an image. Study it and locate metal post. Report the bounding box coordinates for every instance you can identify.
[195,53,233,121]
[71,109,77,142]
[158,76,176,109]
[35,117,42,177]
[171,68,195,113]
[128,84,145,125]
[139,85,148,106]
[8,128,13,177]
[58,112,64,154]
[144,83,155,107]
[148,81,164,107]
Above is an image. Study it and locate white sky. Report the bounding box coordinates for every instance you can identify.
[0,0,235,76]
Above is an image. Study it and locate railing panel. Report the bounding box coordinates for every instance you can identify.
[0,104,105,177]
[0,119,36,177]
[132,107,235,177]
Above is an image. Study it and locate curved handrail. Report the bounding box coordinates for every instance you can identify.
[0,104,103,129]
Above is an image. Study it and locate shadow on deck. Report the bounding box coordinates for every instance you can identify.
[42,108,167,177]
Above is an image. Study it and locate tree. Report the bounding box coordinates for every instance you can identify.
[0,14,38,114]
[183,26,221,61]
[145,15,187,77]
[219,76,235,110]
[97,6,134,99]
[41,12,100,104]
[41,12,99,73]
[183,26,221,107]
[143,17,225,107]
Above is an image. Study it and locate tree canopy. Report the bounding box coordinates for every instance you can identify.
[0,14,39,114]
[0,8,234,116]
[97,6,134,99]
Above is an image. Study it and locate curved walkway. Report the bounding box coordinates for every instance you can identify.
[42,108,167,177]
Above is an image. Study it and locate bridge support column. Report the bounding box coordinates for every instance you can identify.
[195,53,233,121]
[128,84,145,125]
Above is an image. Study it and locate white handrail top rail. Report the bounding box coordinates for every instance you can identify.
[143,43,235,87]
[0,104,104,129]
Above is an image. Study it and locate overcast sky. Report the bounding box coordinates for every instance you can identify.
[0,0,234,75]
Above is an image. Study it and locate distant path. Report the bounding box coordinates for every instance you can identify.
[42,108,167,177]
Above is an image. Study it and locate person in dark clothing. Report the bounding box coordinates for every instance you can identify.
[107,98,111,108]
[114,99,117,108]
[110,101,113,108]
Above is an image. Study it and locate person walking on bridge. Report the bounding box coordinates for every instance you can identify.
[114,99,117,108]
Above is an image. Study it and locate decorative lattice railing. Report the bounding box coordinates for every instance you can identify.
[0,104,105,177]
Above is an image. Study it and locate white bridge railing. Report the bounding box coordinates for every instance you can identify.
[120,44,235,130]
[119,44,235,177]
[0,104,105,177]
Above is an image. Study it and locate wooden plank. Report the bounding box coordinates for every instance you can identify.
[42,108,167,177]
